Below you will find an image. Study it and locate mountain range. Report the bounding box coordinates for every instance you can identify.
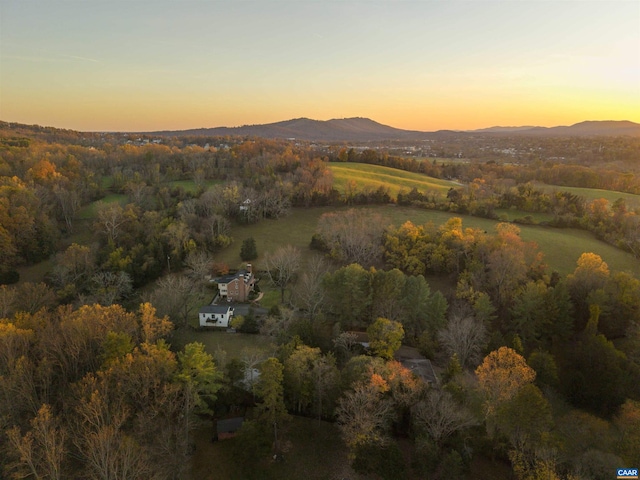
[148,118,640,142]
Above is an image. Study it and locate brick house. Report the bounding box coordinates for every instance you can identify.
[215,264,255,302]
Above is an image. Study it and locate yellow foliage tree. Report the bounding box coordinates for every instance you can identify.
[475,346,536,417]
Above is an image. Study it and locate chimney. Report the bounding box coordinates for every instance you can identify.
[246,263,252,274]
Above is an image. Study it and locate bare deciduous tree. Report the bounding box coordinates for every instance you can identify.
[261,185,292,219]
[333,331,359,359]
[0,284,17,319]
[264,245,301,303]
[336,381,394,449]
[6,404,67,480]
[317,209,385,266]
[183,250,214,287]
[73,390,149,480]
[438,308,488,368]
[241,347,269,395]
[412,388,477,447]
[95,202,127,243]
[148,275,202,328]
[90,271,133,306]
[53,185,80,232]
[293,255,328,319]
[14,282,56,314]
[260,308,297,341]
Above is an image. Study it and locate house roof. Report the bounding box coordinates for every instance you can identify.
[401,358,438,384]
[215,269,250,285]
[216,417,244,434]
[199,305,233,315]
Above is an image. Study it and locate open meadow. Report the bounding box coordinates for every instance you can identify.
[329,162,459,198]
[536,182,640,207]
[216,205,640,277]
[77,193,128,220]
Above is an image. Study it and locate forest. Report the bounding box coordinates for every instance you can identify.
[1,121,640,479]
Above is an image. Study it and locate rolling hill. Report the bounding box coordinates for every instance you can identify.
[148,118,640,141]
[470,120,640,137]
[150,117,422,142]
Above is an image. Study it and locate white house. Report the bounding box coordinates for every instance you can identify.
[199,305,234,328]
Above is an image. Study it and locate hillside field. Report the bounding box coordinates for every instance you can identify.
[216,205,640,277]
[329,162,459,198]
[536,183,640,207]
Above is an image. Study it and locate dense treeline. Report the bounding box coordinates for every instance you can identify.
[2,124,640,478]
[306,210,640,478]
[0,302,224,479]
[0,134,334,290]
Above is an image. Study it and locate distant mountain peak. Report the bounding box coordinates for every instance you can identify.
[469,120,640,137]
[147,118,640,140]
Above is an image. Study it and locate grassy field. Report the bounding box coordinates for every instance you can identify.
[169,179,221,193]
[77,193,129,220]
[171,329,277,362]
[329,162,460,198]
[216,208,333,269]
[537,183,640,207]
[188,416,364,480]
[78,179,221,221]
[215,205,640,277]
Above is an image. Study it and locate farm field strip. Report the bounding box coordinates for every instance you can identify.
[329,162,459,196]
[536,182,640,206]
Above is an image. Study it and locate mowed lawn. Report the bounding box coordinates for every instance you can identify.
[171,329,277,361]
[329,162,460,198]
[216,205,640,277]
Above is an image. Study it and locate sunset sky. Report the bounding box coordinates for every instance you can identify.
[1,1,638,132]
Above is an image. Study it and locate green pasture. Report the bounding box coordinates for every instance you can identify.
[77,193,128,220]
[215,208,333,268]
[216,205,640,277]
[537,183,640,208]
[100,175,114,189]
[329,162,459,198]
[169,179,221,193]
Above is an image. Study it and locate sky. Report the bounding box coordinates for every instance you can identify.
[1,0,639,132]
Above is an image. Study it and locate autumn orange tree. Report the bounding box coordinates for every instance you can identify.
[475,346,536,418]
